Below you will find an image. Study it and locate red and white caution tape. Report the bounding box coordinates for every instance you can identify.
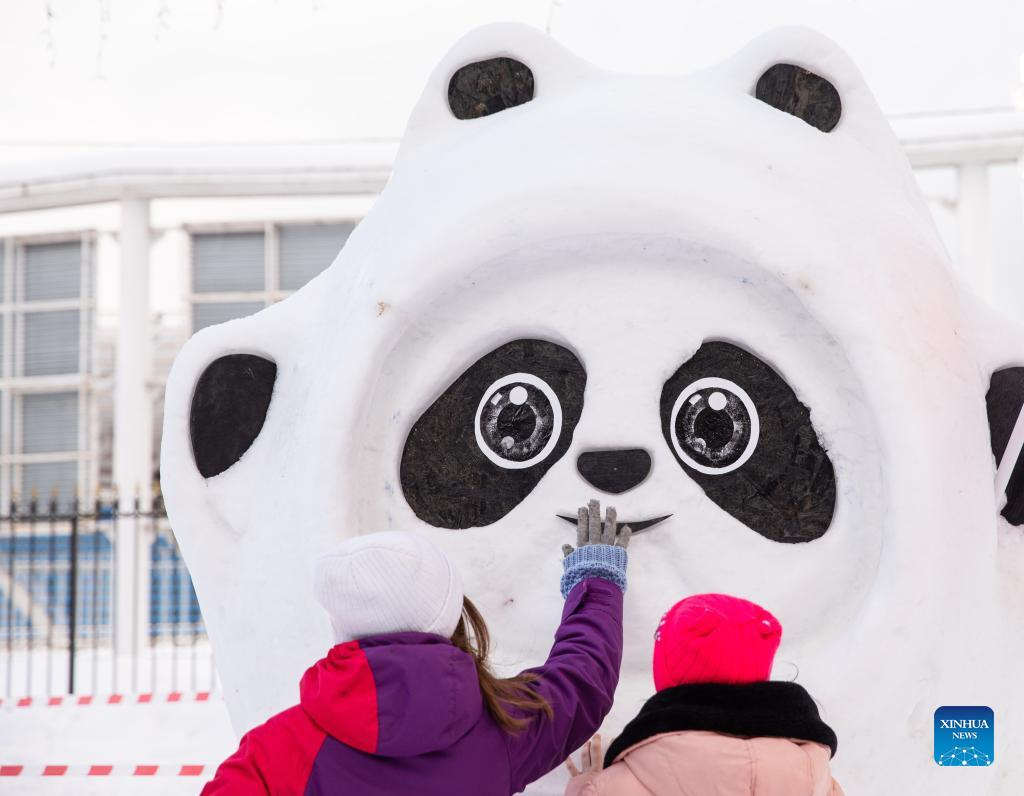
[1,691,214,707]
[0,764,211,777]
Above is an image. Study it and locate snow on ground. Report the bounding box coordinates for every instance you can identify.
[0,697,235,795]
[0,692,578,795]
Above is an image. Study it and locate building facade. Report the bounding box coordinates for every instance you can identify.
[0,141,393,512]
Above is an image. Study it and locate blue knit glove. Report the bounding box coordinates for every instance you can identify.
[561,543,628,598]
[560,500,631,597]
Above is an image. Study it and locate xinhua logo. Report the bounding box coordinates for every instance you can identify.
[934,706,994,767]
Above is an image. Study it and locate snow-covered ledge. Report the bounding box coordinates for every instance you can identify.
[893,109,1024,167]
[0,141,398,213]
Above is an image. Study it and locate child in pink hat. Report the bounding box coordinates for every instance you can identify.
[565,593,845,796]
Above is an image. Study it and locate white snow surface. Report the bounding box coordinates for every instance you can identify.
[0,698,235,795]
[161,23,1024,794]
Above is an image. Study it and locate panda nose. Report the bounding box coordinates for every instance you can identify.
[576,449,652,494]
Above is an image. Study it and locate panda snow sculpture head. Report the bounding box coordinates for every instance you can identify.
[162,24,1024,793]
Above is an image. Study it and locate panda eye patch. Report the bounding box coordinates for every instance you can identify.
[401,339,585,529]
[190,353,277,478]
[660,341,836,542]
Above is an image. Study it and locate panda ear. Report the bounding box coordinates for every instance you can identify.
[448,57,535,120]
[754,63,841,132]
[398,23,595,158]
[988,368,1024,525]
[713,27,908,164]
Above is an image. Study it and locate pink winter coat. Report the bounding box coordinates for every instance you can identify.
[566,682,843,796]
[565,730,843,796]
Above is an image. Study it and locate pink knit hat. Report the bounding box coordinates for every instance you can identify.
[652,593,782,691]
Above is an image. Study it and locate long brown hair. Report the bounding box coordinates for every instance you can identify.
[450,596,553,734]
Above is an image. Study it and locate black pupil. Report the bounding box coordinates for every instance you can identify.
[693,406,735,449]
[674,387,753,468]
[497,404,537,442]
[479,380,556,463]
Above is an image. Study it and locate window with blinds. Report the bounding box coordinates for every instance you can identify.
[21,461,78,506]
[0,238,91,511]
[279,223,353,290]
[193,301,264,332]
[192,232,265,294]
[22,393,78,453]
[25,241,82,301]
[24,310,80,376]
[190,222,355,333]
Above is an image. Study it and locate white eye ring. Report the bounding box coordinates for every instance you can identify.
[669,377,760,475]
[474,372,563,470]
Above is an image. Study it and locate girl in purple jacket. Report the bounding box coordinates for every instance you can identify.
[204,500,630,795]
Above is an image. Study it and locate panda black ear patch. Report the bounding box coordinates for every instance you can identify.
[190,354,277,478]
[755,63,841,133]
[448,57,535,120]
[987,367,1024,525]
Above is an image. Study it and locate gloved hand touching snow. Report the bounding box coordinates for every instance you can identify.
[560,499,631,597]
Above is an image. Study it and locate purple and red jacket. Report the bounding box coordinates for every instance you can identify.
[202,577,623,795]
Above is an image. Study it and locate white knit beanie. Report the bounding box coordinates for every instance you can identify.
[313,531,464,643]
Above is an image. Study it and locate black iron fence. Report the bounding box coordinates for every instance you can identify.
[0,495,215,699]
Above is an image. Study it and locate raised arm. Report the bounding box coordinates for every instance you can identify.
[506,501,630,793]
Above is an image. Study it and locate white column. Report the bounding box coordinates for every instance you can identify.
[113,197,153,671]
[957,163,993,303]
[0,239,12,510]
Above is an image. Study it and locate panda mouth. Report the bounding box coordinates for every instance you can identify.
[555,514,672,534]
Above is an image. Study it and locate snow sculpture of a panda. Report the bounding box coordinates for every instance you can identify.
[161,24,1024,793]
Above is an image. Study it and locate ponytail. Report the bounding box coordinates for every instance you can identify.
[450,597,553,734]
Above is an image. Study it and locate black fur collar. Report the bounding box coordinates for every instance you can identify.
[604,682,838,767]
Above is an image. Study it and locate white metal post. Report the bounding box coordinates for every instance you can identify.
[0,239,12,510]
[113,197,153,681]
[957,163,994,303]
